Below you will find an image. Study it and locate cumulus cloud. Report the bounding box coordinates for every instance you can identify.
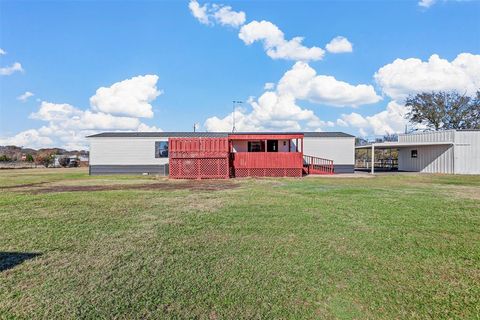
[189,1,246,27]
[204,62,380,131]
[90,74,161,118]
[264,82,275,90]
[239,20,325,61]
[1,74,163,150]
[213,4,246,27]
[0,62,23,76]
[17,91,34,102]
[375,53,480,100]
[188,0,210,25]
[0,48,6,55]
[337,101,408,136]
[0,129,54,148]
[277,62,381,107]
[325,36,353,53]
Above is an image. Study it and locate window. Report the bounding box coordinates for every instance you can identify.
[411,150,418,158]
[155,141,168,158]
[248,141,263,152]
[267,140,278,152]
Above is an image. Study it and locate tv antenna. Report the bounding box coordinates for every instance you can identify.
[232,100,243,132]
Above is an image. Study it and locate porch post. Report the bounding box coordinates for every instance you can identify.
[301,137,303,153]
[371,144,375,174]
[265,140,267,152]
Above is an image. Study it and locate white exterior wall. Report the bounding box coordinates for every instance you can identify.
[303,137,355,165]
[398,145,454,173]
[89,137,168,165]
[454,131,480,174]
[397,130,480,174]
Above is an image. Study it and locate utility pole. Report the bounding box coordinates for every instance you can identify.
[232,101,243,133]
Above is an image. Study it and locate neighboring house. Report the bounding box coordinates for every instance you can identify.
[87,132,355,177]
[356,130,480,174]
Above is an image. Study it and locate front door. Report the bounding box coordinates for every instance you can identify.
[267,140,278,152]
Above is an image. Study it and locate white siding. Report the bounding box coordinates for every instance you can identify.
[89,137,168,165]
[454,131,480,174]
[398,145,454,173]
[303,137,354,165]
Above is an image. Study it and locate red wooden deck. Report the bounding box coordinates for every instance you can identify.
[231,152,303,177]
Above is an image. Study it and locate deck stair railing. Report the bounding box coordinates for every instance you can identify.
[303,155,334,175]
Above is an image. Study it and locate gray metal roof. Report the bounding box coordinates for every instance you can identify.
[87,131,355,138]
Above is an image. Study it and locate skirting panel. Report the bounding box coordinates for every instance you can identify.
[233,168,302,178]
[334,164,354,173]
[169,158,229,179]
[89,164,169,176]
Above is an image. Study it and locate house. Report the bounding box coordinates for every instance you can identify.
[86,132,355,178]
[356,130,480,174]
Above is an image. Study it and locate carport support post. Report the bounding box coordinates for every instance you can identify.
[371,144,375,174]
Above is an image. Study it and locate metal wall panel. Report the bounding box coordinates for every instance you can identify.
[398,145,454,173]
[454,131,480,174]
[89,137,168,165]
[303,137,355,166]
[399,130,455,143]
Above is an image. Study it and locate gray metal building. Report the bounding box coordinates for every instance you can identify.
[357,130,480,174]
[87,131,355,175]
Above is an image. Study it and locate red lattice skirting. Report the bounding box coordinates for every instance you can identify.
[170,158,229,179]
[233,168,302,178]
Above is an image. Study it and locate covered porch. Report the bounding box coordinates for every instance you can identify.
[229,133,304,177]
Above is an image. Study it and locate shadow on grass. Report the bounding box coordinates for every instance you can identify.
[0,252,41,272]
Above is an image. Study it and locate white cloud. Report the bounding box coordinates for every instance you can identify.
[0,62,24,76]
[264,82,275,90]
[189,1,246,27]
[1,74,163,150]
[30,102,81,121]
[0,129,54,148]
[0,48,6,55]
[188,0,211,25]
[338,101,408,136]
[17,91,34,102]
[375,53,480,100]
[419,0,436,7]
[277,61,381,107]
[239,20,325,61]
[90,74,161,118]
[325,36,353,53]
[204,62,379,132]
[213,4,246,27]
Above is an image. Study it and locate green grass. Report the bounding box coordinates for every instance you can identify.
[1,169,479,319]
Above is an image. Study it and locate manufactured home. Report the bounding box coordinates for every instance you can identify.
[356,130,480,174]
[87,132,355,178]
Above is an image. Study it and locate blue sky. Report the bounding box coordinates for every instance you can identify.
[0,0,479,149]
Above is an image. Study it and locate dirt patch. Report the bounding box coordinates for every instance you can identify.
[0,182,48,189]
[22,180,239,194]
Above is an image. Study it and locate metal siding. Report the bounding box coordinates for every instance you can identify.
[303,137,354,166]
[398,145,453,173]
[399,130,455,143]
[454,131,480,174]
[89,137,168,165]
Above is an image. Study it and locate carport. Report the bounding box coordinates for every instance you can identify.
[356,141,454,174]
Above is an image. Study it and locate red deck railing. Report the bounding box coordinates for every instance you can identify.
[231,152,303,177]
[303,155,334,174]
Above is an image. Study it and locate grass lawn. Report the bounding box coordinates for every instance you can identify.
[1,168,479,319]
